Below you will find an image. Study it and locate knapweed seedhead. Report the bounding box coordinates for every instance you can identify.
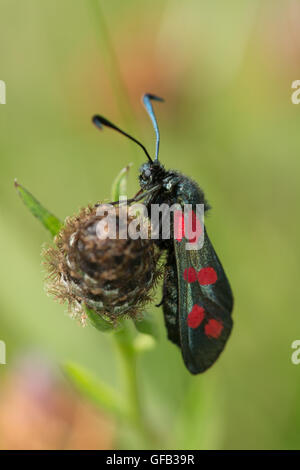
[43,204,161,325]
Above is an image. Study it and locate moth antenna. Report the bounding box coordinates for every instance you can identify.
[142,93,164,161]
[92,115,153,163]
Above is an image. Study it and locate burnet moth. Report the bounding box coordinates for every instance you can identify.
[93,94,234,374]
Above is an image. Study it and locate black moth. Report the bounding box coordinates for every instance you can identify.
[93,94,234,374]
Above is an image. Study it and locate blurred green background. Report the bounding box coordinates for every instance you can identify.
[0,0,300,450]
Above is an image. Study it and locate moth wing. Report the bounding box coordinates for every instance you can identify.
[175,227,233,374]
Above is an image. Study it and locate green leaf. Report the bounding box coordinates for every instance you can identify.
[85,305,115,332]
[134,312,159,341]
[15,180,63,237]
[111,164,132,201]
[64,361,126,419]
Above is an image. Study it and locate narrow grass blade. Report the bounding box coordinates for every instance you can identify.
[64,361,126,419]
[15,180,63,237]
[111,164,132,201]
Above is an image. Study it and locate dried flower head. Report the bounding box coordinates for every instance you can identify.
[43,204,161,325]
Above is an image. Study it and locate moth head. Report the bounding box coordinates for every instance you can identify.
[139,161,163,189]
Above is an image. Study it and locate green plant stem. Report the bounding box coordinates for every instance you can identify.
[113,328,142,426]
[113,326,156,446]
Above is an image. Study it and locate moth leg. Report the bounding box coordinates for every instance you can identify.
[156,294,165,308]
[96,185,161,207]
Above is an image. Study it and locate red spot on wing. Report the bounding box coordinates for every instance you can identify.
[174,210,184,242]
[187,305,205,329]
[183,267,198,283]
[198,267,218,285]
[174,210,203,243]
[204,319,223,339]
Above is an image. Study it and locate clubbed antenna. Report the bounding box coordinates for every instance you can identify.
[142,93,164,161]
[92,115,153,163]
